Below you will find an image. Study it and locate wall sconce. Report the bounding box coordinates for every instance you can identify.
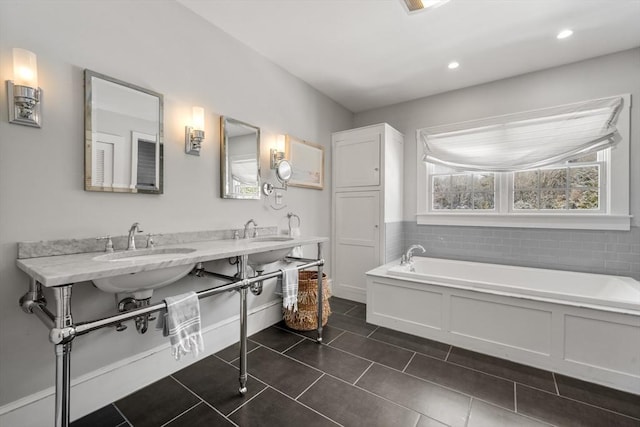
[185,106,205,156]
[270,134,286,168]
[6,48,42,128]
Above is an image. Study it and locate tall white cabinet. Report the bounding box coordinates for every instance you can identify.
[331,123,403,303]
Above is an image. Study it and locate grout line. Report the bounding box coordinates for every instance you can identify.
[226,386,268,418]
[223,343,263,365]
[552,372,560,395]
[366,325,379,338]
[464,398,473,427]
[261,385,345,427]
[353,362,374,385]
[112,402,133,427]
[160,401,202,427]
[516,383,640,422]
[402,352,416,373]
[325,329,346,345]
[170,373,241,426]
[281,337,306,354]
[513,382,518,413]
[444,345,452,361]
[295,373,325,400]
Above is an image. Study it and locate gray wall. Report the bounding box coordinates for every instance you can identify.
[0,1,352,406]
[355,49,640,279]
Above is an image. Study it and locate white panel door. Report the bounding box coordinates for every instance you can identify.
[334,191,380,302]
[334,134,381,188]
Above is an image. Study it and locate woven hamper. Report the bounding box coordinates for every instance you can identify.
[283,271,331,331]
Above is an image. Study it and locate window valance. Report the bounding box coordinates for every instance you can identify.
[420,96,623,172]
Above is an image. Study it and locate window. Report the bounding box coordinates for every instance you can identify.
[417,95,631,230]
[431,167,495,210]
[512,153,602,212]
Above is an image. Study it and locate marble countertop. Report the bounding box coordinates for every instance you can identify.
[16,235,328,287]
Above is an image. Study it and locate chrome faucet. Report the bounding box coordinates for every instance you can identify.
[401,244,426,266]
[243,219,257,239]
[127,222,143,250]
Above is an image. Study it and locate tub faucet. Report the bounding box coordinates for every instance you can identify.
[402,244,426,266]
[127,222,143,250]
[243,219,258,239]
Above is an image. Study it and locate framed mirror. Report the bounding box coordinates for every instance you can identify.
[220,116,261,199]
[84,70,164,194]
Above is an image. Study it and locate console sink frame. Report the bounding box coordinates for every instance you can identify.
[17,239,326,427]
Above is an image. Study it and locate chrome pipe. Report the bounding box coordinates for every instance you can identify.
[284,256,317,264]
[238,255,248,395]
[199,270,237,282]
[32,303,56,330]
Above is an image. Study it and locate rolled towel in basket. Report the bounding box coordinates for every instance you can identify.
[160,291,204,360]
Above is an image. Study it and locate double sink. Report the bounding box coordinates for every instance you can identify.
[91,236,295,299]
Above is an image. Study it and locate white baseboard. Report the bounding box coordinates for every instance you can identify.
[332,284,366,303]
[0,300,282,427]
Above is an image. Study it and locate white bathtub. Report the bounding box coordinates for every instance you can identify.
[366,257,640,394]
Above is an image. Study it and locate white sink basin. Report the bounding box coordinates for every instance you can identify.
[92,248,197,299]
[247,236,295,270]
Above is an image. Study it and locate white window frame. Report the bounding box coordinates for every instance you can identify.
[416,94,631,230]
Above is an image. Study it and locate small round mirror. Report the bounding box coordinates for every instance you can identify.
[276,160,292,183]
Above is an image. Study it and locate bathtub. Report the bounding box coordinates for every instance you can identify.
[366,257,640,394]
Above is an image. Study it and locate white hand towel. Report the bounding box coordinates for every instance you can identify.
[280,266,299,312]
[162,292,204,360]
[290,226,303,258]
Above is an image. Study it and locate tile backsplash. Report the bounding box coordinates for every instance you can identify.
[401,223,639,280]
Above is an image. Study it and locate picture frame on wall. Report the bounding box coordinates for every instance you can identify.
[285,135,324,190]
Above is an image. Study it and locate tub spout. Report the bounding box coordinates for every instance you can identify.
[402,245,426,266]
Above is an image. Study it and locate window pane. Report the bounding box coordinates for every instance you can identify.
[570,189,599,210]
[432,192,451,209]
[540,190,567,209]
[570,166,599,187]
[473,192,494,209]
[452,174,470,192]
[433,176,450,192]
[514,170,537,190]
[473,173,494,191]
[514,190,538,209]
[540,168,567,189]
[452,192,472,209]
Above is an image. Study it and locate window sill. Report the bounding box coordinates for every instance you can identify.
[416,213,631,230]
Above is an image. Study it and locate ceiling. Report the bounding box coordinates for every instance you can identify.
[178,0,640,113]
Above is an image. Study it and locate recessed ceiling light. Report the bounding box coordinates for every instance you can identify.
[400,0,451,14]
[557,29,573,40]
[448,61,459,70]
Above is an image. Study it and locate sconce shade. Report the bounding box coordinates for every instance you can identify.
[185,106,205,156]
[7,48,41,127]
[192,106,205,131]
[13,48,38,87]
[276,134,286,152]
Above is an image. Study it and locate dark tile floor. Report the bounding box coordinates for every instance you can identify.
[73,297,640,427]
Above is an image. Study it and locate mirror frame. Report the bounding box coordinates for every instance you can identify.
[84,69,164,194]
[220,116,261,199]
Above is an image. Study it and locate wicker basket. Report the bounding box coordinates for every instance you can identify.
[283,271,331,331]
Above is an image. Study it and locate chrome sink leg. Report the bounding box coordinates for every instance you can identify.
[53,285,73,427]
[316,242,324,343]
[238,254,248,395]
